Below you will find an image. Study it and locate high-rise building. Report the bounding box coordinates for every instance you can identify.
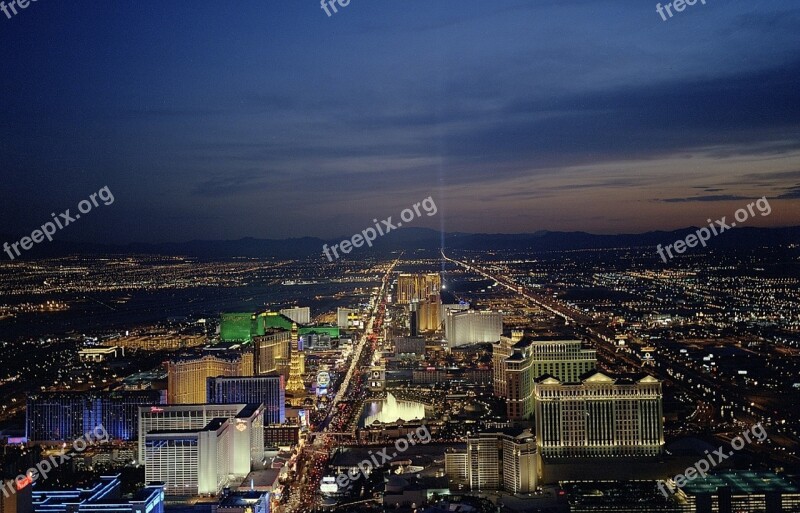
[396,273,440,304]
[417,294,442,332]
[145,418,232,497]
[303,332,331,350]
[30,475,163,513]
[207,376,285,425]
[139,403,264,496]
[166,352,253,404]
[440,302,469,320]
[336,308,359,329]
[446,429,537,493]
[1,476,32,513]
[494,336,597,420]
[26,390,163,443]
[534,371,664,458]
[444,310,502,348]
[279,307,310,325]
[252,329,290,375]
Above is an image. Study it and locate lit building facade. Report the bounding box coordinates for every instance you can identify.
[26,390,163,443]
[220,313,264,343]
[144,418,233,497]
[207,375,285,424]
[138,403,264,469]
[679,471,800,513]
[141,404,263,497]
[166,352,253,404]
[446,429,537,493]
[112,333,206,351]
[279,307,310,325]
[444,310,502,348]
[417,294,442,332]
[336,308,359,329]
[284,324,306,404]
[534,371,664,458]
[1,477,32,513]
[396,273,440,305]
[495,336,597,420]
[252,329,290,375]
[31,475,163,513]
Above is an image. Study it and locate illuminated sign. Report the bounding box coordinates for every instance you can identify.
[236,419,248,432]
[320,477,338,493]
[316,371,330,386]
[150,407,164,413]
[15,475,32,490]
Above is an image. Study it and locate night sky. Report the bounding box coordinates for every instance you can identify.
[1,0,799,243]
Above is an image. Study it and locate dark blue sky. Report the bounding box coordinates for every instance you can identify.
[1,0,799,243]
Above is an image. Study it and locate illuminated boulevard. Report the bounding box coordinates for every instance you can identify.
[280,259,396,513]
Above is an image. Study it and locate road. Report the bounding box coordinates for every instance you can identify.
[283,259,396,512]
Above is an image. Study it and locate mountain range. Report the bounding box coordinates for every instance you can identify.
[2,226,799,260]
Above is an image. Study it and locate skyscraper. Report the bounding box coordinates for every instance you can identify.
[166,352,253,404]
[534,371,664,458]
[444,310,502,348]
[207,375,285,424]
[336,307,359,329]
[252,329,290,375]
[417,294,442,332]
[279,307,310,325]
[26,390,163,443]
[139,403,264,494]
[396,273,440,304]
[494,335,597,420]
[446,429,538,493]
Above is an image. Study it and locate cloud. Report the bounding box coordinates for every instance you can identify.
[660,195,750,203]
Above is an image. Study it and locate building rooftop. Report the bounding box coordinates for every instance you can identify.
[681,471,800,495]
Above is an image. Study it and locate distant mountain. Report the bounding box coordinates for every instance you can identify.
[1,226,799,260]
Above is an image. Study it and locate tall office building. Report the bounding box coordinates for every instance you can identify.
[446,429,537,493]
[494,336,597,420]
[166,352,253,404]
[534,371,664,458]
[279,307,310,325]
[26,390,163,443]
[252,329,290,375]
[207,375,285,425]
[140,403,264,496]
[31,475,163,513]
[444,310,502,348]
[396,273,440,305]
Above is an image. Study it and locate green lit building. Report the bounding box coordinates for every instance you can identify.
[221,311,340,343]
[220,312,267,342]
